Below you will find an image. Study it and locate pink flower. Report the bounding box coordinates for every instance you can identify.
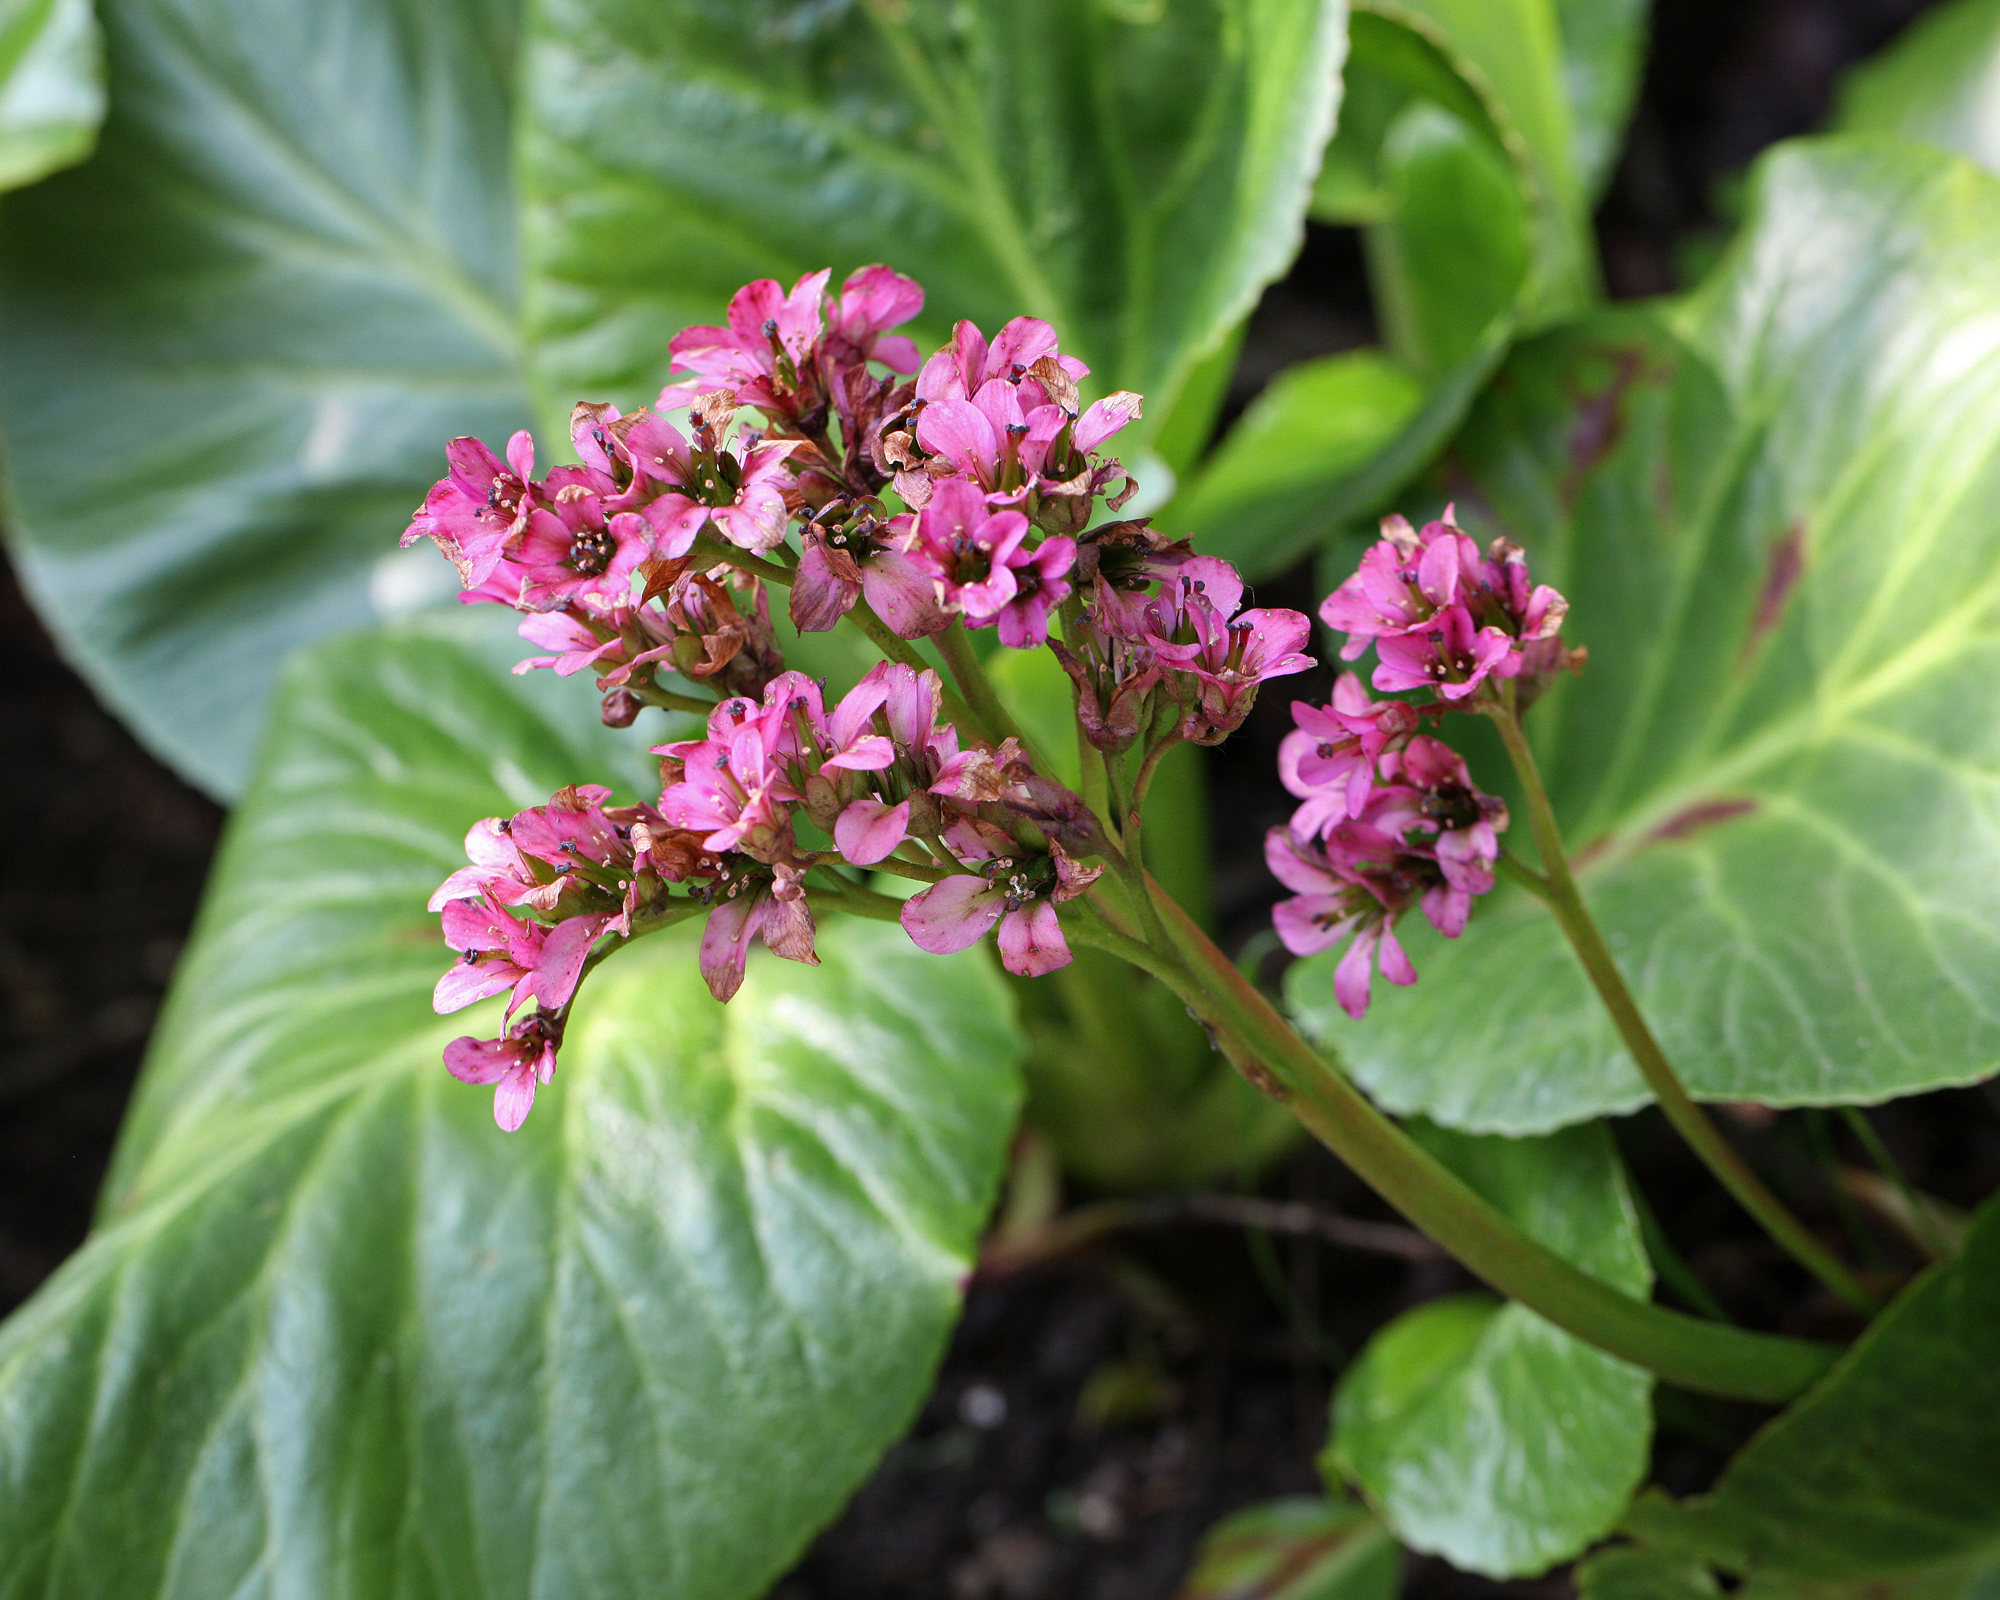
[1369,737,1508,934]
[402,431,537,586]
[1139,557,1314,741]
[434,896,548,1014]
[916,317,1087,407]
[656,695,798,861]
[826,664,964,863]
[994,535,1075,648]
[900,840,1101,977]
[1319,508,1575,707]
[1280,675,1420,834]
[697,861,818,1003]
[668,270,832,417]
[790,508,947,638]
[1372,604,1519,701]
[507,496,651,611]
[616,408,801,556]
[446,1012,561,1132]
[908,478,1035,623]
[429,817,537,911]
[1265,828,1418,1020]
[824,264,925,375]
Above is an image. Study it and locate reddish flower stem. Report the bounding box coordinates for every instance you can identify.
[1068,885,1841,1403]
[1490,700,1879,1315]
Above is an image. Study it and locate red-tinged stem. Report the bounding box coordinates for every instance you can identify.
[1490,702,1878,1315]
[1065,886,1840,1404]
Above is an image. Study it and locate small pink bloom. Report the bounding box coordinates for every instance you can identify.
[1279,675,1420,834]
[909,478,1032,622]
[698,862,818,1003]
[435,897,547,1014]
[1264,828,1418,1021]
[994,535,1075,648]
[825,264,925,374]
[402,430,537,587]
[899,840,1099,977]
[446,1012,561,1132]
[1372,605,1519,700]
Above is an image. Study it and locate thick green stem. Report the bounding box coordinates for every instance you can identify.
[630,672,718,719]
[1112,880,1839,1403]
[1491,705,1877,1314]
[932,623,1026,755]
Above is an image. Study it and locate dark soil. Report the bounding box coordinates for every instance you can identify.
[2,2,1991,1596]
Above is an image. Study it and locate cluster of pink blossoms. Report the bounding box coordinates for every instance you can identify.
[405,266,1319,1128]
[1271,509,1580,1019]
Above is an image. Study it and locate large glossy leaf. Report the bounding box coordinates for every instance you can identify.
[1180,0,1597,576]
[0,0,102,190]
[0,0,530,799]
[0,620,1023,1600]
[1836,0,2000,175]
[1170,350,1424,578]
[1292,139,2000,1132]
[522,0,1347,447]
[1326,1122,1652,1577]
[1624,1194,2000,1588]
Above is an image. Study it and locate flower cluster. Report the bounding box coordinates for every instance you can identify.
[1272,508,1577,1018]
[407,266,1319,1128]
[430,785,718,1128]
[1320,508,1579,705]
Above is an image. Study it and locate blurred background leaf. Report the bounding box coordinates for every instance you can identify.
[521,0,1349,462]
[0,0,532,798]
[1836,0,2000,174]
[0,0,102,190]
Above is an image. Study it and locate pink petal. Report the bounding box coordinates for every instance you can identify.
[492,1057,540,1131]
[699,894,759,1003]
[1334,927,1382,1019]
[834,797,911,865]
[1273,895,1351,957]
[915,398,999,478]
[531,914,612,1010]
[985,316,1057,377]
[863,551,949,638]
[434,962,516,1014]
[1073,391,1143,453]
[996,900,1071,975]
[505,430,535,481]
[900,876,1004,954]
[1378,925,1418,985]
[445,1035,517,1086]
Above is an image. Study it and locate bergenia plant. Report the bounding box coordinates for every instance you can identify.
[402,265,1855,1425]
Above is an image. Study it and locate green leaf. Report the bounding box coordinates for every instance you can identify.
[1181,0,1597,576]
[1550,0,1646,200]
[0,0,531,799]
[1293,138,2000,1132]
[1326,1121,1652,1577]
[1363,100,1530,379]
[1578,1547,1724,1600]
[1171,349,1424,575]
[1836,0,2000,175]
[1176,1496,1401,1600]
[521,0,1349,441]
[1625,1195,2000,1590]
[0,0,101,190]
[0,619,1023,1600]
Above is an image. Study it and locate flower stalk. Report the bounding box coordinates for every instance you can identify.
[1490,697,1879,1315]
